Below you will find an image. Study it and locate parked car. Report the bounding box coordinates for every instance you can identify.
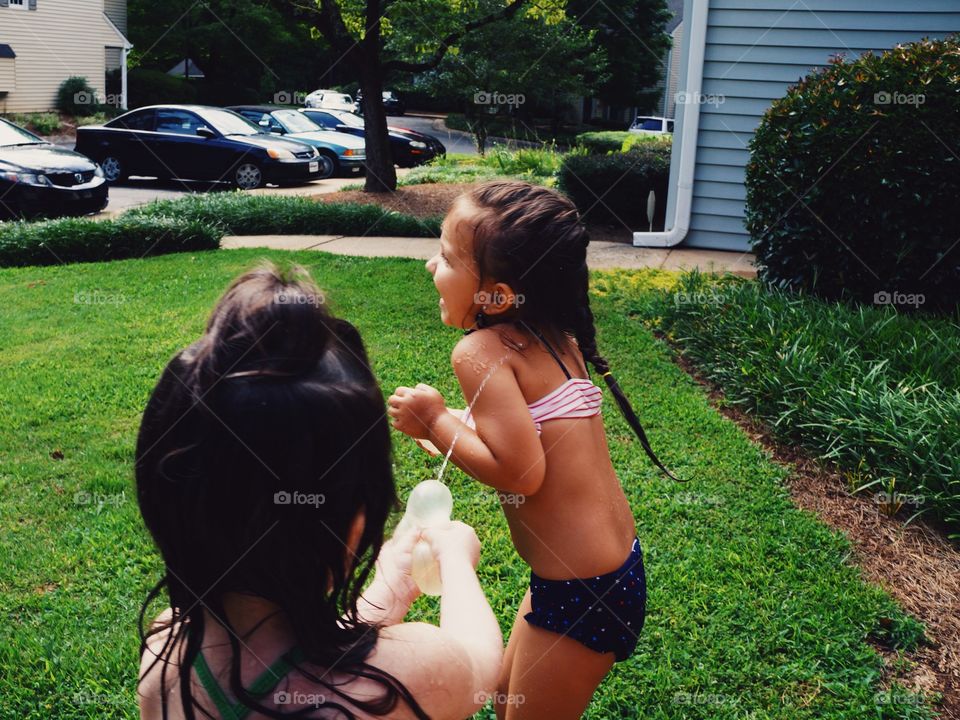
[303,90,355,112]
[300,109,445,167]
[0,117,107,220]
[75,105,322,190]
[355,90,405,115]
[228,106,365,178]
[629,116,674,134]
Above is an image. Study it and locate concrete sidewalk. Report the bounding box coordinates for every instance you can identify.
[221,235,756,275]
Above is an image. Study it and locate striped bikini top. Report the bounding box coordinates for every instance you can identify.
[463,326,602,434]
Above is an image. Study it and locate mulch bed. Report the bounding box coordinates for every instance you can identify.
[313,183,634,243]
[670,352,960,720]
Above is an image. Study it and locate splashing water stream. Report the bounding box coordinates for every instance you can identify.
[395,352,512,595]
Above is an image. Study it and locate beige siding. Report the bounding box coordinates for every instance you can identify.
[103,0,126,36]
[0,1,123,113]
[0,57,15,92]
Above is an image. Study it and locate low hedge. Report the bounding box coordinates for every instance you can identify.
[128,193,442,237]
[643,271,960,537]
[575,131,632,154]
[557,145,671,227]
[0,216,221,268]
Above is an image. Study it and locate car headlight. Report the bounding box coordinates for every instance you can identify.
[267,148,294,160]
[409,141,427,149]
[342,149,360,156]
[3,171,52,187]
[94,165,105,178]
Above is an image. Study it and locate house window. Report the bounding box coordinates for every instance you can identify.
[9,0,28,9]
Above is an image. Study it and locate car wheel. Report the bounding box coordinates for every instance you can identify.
[235,163,264,190]
[316,152,337,180]
[100,156,126,183]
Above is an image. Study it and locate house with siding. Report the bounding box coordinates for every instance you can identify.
[636,0,960,251]
[0,0,131,114]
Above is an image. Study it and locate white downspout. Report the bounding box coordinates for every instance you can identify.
[121,46,129,110]
[634,0,709,248]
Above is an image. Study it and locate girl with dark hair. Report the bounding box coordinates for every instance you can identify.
[136,261,502,720]
[389,181,675,718]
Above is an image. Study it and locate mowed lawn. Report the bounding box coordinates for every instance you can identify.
[0,250,932,719]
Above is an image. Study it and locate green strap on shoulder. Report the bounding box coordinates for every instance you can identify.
[191,631,307,720]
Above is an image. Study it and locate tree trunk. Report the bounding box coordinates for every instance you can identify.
[359,49,396,192]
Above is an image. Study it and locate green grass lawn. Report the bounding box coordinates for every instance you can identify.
[0,251,934,719]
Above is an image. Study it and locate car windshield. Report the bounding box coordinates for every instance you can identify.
[0,120,45,147]
[275,110,321,133]
[197,108,263,136]
[633,118,663,131]
[331,111,364,128]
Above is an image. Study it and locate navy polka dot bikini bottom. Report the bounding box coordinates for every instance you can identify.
[524,536,646,662]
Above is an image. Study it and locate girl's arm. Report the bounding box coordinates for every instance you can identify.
[356,530,421,626]
[389,332,546,496]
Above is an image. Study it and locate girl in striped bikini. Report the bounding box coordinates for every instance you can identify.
[388,180,676,719]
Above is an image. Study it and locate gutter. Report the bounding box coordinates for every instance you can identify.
[633,0,709,248]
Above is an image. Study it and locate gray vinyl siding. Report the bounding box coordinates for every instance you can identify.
[103,0,126,36]
[668,0,960,251]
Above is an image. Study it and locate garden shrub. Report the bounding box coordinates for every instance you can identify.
[575,131,632,154]
[558,144,671,227]
[746,36,960,312]
[0,216,220,268]
[56,77,99,116]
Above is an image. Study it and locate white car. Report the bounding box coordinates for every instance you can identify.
[304,90,355,112]
[629,116,674,134]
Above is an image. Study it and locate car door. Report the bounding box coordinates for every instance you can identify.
[149,109,213,180]
[95,109,155,176]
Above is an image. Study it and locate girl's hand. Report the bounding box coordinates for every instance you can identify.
[388,384,446,439]
[374,528,422,607]
[420,521,481,570]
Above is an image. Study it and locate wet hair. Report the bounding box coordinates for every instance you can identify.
[135,261,429,719]
[461,180,680,481]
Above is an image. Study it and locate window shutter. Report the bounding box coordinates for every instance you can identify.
[28,0,37,9]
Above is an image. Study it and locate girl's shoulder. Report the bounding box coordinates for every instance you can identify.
[450,325,528,368]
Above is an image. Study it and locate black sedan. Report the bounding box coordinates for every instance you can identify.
[300,109,445,168]
[0,117,108,220]
[75,105,323,190]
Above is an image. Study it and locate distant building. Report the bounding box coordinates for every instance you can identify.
[0,0,132,113]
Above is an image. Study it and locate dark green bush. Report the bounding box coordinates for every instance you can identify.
[647,271,960,536]
[746,36,960,312]
[575,131,632,154]
[56,77,99,116]
[128,193,441,237]
[0,216,220,268]
[558,145,671,227]
[128,68,198,108]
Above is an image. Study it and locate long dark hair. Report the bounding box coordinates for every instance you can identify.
[463,180,680,481]
[135,261,430,719]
